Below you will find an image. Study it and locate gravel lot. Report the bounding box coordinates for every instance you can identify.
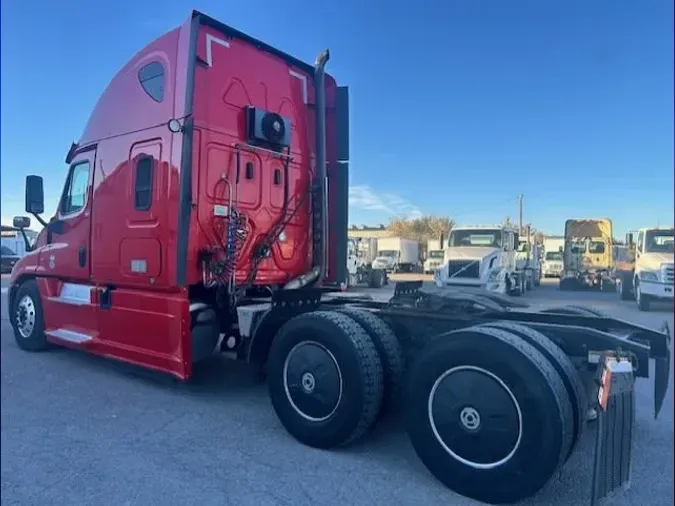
[1,276,673,506]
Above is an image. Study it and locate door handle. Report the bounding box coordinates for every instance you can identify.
[78,246,87,267]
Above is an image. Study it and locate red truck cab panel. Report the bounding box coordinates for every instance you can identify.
[185,16,344,288]
[9,10,349,380]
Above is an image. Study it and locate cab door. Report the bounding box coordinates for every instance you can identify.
[39,148,98,345]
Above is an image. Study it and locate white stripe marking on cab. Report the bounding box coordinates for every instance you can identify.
[205,34,230,67]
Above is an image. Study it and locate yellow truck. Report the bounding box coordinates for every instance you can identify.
[559,218,615,291]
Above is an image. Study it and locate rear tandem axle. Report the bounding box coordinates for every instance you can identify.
[233,280,671,504]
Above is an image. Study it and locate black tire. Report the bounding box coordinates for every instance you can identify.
[336,307,404,417]
[267,311,384,449]
[509,275,523,297]
[404,325,574,504]
[479,321,586,462]
[368,269,385,288]
[11,279,50,352]
[559,277,576,291]
[600,278,615,293]
[635,279,651,311]
[618,272,634,300]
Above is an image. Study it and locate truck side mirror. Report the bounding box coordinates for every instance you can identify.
[12,216,31,229]
[625,232,634,249]
[12,215,34,253]
[25,175,45,215]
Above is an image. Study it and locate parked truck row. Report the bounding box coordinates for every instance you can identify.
[553,218,674,312]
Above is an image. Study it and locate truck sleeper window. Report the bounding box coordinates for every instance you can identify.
[134,156,154,210]
[138,61,165,102]
[61,161,90,216]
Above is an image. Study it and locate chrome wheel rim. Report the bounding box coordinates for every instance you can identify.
[15,295,36,339]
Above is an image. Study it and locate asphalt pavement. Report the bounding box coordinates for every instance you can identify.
[1,275,673,506]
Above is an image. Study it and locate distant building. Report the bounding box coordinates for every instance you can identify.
[347,224,392,239]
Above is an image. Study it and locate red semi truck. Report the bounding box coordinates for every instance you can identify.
[7,10,671,505]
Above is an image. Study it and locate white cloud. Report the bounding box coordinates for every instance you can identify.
[349,185,423,219]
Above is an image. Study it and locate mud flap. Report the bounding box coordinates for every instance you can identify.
[590,356,635,505]
[654,321,671,419]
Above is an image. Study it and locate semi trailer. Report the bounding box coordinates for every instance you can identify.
[7,10,671,505]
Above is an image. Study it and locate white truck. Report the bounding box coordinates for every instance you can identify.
[372,237,420,273]
[433,224,528,295]
[345,237,387,289]
[516,237,542,290]
[1,228,38,258]
[617,227,674,311]
[541,249,564,278]
[423,238,446,274]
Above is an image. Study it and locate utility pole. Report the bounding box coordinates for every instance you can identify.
[518,194,523,235]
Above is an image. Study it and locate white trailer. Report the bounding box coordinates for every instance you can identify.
[372,237,420,273]
[543,237,564,255]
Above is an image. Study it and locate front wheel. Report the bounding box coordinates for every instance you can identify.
[635,278,651,311]
[368,269,385,288]
[617,272,634,300]
[11,280,50,352]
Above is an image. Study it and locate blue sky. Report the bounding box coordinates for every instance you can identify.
[1,0,672,236]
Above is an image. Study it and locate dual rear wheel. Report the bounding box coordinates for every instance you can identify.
[266,310,585,504]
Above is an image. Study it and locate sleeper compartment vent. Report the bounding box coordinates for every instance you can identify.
[245,107,291,151]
